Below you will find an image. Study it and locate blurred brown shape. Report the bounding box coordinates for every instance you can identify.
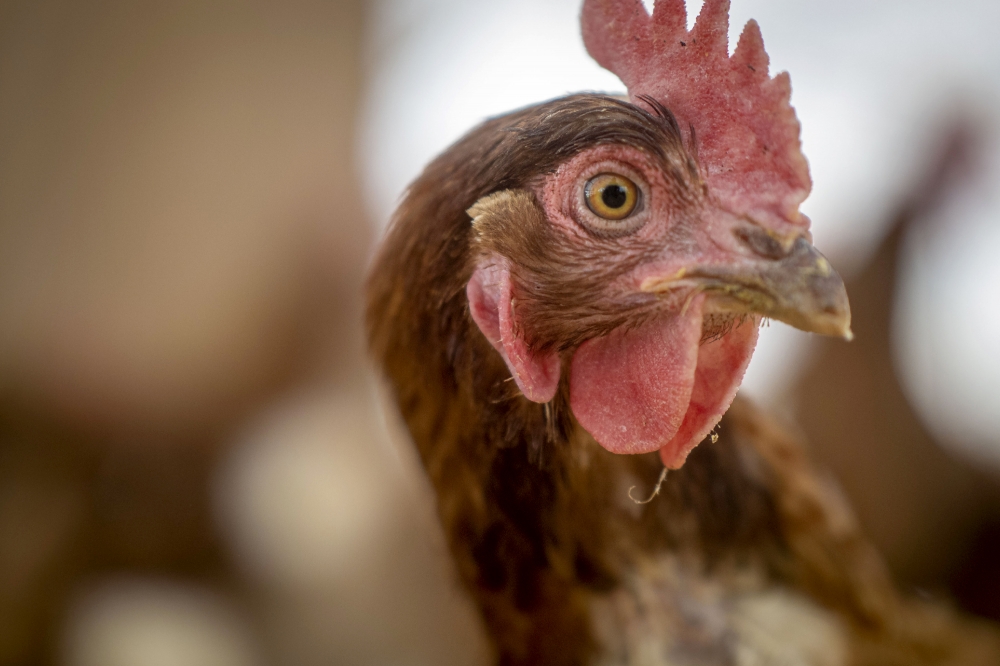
[0,1,425,664]
[791,118,1000,613]
[0,0,371,435]
[0,427,90,666]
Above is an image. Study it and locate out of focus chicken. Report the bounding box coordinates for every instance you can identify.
[366,0,1000,663]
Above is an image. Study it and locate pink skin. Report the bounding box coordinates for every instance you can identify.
[571,295,759,469]
[467,143,765,466]
[467,259,560,403]
[569,295,704,458]
[656,310,758,468]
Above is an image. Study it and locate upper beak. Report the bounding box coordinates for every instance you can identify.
[641,235,853,340]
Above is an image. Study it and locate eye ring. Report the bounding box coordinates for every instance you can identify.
[584,173,639,220]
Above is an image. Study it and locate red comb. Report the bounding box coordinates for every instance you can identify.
[581,0,811,228]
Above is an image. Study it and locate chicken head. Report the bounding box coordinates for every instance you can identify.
[465,0,850,469]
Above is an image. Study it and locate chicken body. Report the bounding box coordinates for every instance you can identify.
[365,94,1000,664]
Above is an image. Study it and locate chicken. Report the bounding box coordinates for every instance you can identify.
[366,0,1000,663]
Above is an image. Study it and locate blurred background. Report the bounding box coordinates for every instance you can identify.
[1,0,998,664]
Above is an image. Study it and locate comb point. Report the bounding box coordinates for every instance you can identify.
[691,0,730,53]
[732,19,769,76]
[581,0,652,80]
[650,0,686,35]
[771,70,792,102]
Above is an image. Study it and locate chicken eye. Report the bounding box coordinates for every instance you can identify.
[584,173,638,221]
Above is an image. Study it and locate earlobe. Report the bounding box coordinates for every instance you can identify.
[467,261,560,403]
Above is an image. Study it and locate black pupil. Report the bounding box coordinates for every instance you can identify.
[601,184,628,209]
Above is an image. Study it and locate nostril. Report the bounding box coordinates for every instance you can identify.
[733,226,791,260]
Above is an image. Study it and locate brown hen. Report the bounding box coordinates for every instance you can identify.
[366,1,1000,663]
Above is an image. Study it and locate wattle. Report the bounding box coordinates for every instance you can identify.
[569,296,759,468]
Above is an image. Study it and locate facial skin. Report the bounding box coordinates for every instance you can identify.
[533,142,762,468]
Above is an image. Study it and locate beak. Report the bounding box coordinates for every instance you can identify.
[641,235,853,340]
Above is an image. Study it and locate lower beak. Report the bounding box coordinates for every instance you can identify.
[641,237,853,340]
